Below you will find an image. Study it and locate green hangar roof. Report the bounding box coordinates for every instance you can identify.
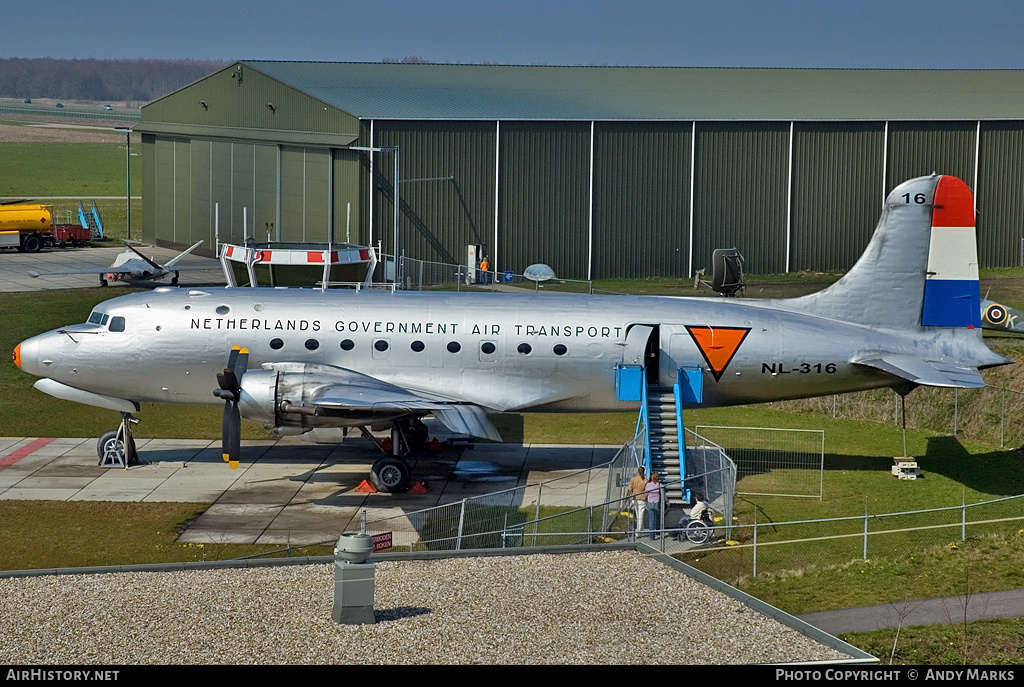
[238,61,1024,121]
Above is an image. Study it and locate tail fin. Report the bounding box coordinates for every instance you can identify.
[164,240,204,268]
[790,174,980,329]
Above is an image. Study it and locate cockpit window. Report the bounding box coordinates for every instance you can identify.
[88,311,109,326]
[108,316,126,332]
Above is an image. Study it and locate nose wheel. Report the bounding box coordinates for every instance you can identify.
[97,413,139,468]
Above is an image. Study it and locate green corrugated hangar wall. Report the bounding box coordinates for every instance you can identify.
[367,119,1024,278]
[140,68,1024,279]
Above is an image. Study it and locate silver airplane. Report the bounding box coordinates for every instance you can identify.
[28,240,210,287]
[13,175,1009,491]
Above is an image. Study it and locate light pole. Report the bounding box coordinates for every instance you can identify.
[114,127,131,240]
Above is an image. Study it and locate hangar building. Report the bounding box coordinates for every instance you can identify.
[137,62,1024,280]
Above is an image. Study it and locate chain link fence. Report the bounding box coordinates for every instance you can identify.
[672,493,1024,583]
[695,426,824,499]
[766,385,1024,449]
[392,255,595,293]
[362,458,616,552]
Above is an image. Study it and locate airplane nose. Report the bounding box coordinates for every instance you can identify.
[13,337,42,376]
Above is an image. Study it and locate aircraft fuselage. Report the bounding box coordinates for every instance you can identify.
[17,286,932,415]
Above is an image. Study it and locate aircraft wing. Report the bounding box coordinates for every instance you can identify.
[29,265,215,278]
[852,355,985,388]
[157,265,219,271]
[309,381,503,441]
[28,268,128,277]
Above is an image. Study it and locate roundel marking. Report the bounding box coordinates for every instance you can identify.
[985,303,1007,326]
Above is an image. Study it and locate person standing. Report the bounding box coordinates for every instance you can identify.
[627,466,648,535]
[644,472,664,540]
[479,256,490,284]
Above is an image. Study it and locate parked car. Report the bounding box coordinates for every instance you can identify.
[103,104,112,111]
[23,98,31,104]
[55,103,63,108]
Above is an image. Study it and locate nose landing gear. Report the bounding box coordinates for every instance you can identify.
[97,413,139,468]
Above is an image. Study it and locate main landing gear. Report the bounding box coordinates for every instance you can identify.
[365,418,429,493]
[97,413,139,468]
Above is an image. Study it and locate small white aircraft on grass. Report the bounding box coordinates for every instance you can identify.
[14,175,1009,491]
[28,240,212,286]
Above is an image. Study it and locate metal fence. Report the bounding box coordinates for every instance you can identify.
[602,427,736,539]
[602,429,647,531]
[361,456,616,552]
[767,384,1024,449]
[672,493,1024,583]
[391,254,595,293]
[695,425,824,499]
[345,424,738,554]
[684,428,737,538]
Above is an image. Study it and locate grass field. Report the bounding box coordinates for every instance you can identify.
[0,142,139,197]
[841,618,1024,665]
[0,502,277,569]
[0,139,141,242]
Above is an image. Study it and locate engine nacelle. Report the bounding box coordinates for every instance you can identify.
[236,362,417,434]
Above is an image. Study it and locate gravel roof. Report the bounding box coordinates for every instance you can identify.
[0,550,858,665]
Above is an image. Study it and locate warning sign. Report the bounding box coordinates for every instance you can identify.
[372,532,393,552]
[685,326,751,381]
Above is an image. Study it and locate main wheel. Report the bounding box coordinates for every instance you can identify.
[22,235,43,253]
[97,429,137,466]
[370,457,411,493]
[684,519,711,544]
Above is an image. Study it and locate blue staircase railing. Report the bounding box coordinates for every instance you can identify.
[90,200,105,239]
[639,372,652,479]
[673,366,704,504]
[672,369,688,504]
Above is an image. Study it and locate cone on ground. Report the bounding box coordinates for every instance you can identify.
[407,480,429,494]
[355,479,377,493]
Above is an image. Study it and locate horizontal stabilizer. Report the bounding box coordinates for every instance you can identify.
[853,355,984,389]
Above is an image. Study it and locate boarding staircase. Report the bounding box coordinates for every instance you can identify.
[620,364,702,505]
[647,387,684,502]
[78,200,105,240]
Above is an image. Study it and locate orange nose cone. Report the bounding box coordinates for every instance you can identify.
[12,343,21,369]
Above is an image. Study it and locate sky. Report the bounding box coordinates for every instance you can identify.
[5,0,1024,69]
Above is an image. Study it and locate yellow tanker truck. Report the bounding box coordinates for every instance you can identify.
[0,204,53,252]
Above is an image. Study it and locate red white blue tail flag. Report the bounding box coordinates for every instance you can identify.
[921,176,981,328]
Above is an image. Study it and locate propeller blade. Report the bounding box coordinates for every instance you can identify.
[222,400,240,470]
[217,368,239,394]
[226,345,241,373]
[124,243,165,272]
[217,346,247,470]
[235,347,249,377]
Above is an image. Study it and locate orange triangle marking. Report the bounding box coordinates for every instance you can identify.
[685,326,751,381]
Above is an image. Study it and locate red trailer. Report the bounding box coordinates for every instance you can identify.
[50,224,91,247]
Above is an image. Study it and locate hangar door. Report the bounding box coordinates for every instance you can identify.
[151,137,278,250]
[280,146,330,243]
